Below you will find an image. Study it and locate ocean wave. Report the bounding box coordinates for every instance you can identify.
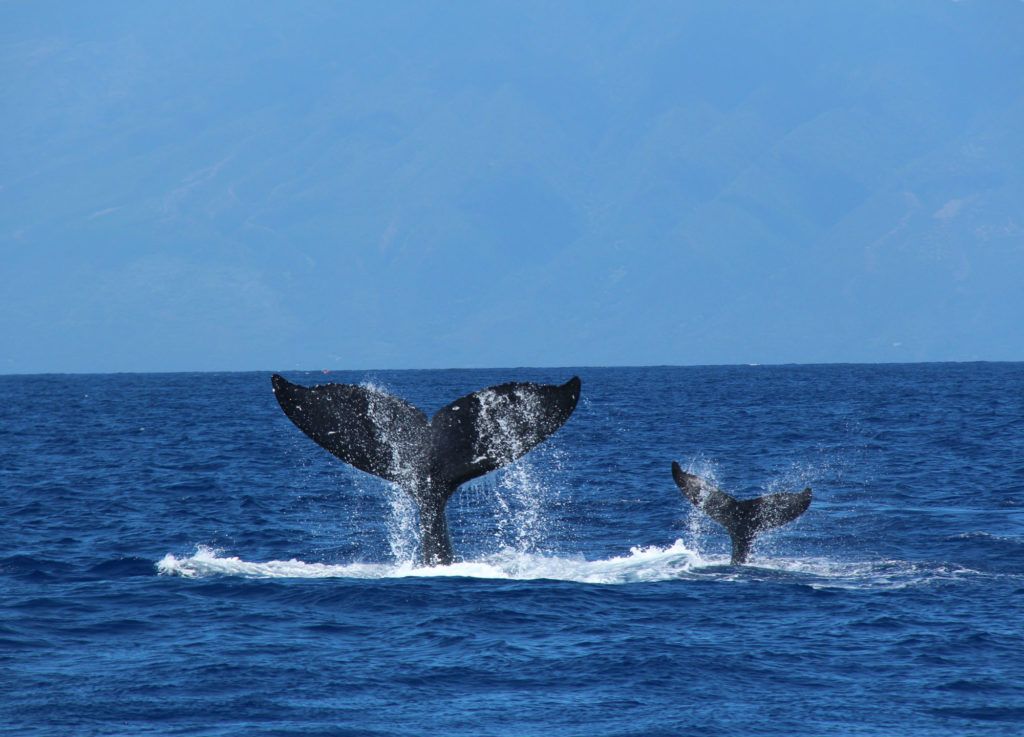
[951,531,1022,545]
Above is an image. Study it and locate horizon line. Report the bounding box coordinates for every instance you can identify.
[1,358,1020,378]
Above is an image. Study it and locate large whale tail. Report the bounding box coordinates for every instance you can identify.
[272,374,580,565]
[671,461,811,565]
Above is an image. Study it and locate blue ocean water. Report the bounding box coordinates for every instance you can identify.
[1,364,1022,736]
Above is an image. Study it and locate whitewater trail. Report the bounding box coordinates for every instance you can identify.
[156,543,992,589]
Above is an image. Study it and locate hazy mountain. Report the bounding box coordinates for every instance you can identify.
[2,1,1022,372]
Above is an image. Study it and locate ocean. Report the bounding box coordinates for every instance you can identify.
[1,364,1022,736]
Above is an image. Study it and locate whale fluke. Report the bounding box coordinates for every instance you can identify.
[272,374,581,566]
[671,461,811,564]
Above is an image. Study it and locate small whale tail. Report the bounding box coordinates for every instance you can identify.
[271,374,580,565]
[671,461,811,564]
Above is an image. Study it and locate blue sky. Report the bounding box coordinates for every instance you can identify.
[2,1,1023,373]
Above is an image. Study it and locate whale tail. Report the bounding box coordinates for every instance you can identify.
[671,461,811,564]
[271,374,581,565]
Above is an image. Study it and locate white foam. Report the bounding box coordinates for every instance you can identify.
[157,540,999,593]
[157,541,708,584]
[156,543,997,590]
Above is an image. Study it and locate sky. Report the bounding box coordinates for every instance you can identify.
[2,1,1023,374]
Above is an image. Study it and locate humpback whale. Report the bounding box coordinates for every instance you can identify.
[271,374,580,566]
[671,462,811,564]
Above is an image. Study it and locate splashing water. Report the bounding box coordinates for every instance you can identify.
[360,380,429,563]
[156,543,995,591]
[473,386,566,554]
[678,456,722,556]
[383,482,419,565]
[348,382,565,563]
[764,457,838,495]
[157,542,705,584]
[493,460,548,554]
[676,456,839,561]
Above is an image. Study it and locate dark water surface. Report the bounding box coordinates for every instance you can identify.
[2,364,1022,736]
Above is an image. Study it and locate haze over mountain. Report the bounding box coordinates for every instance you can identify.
[3,1,1022,373]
